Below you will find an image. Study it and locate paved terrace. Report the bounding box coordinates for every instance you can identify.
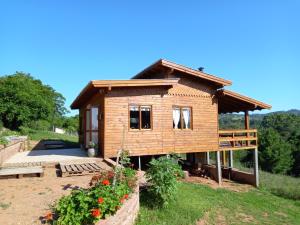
[2,148,98,167]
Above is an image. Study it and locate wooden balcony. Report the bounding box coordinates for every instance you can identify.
[219,129,257,151]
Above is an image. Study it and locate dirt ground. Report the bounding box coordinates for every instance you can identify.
[0,167,95,225]
[0,168,252,225]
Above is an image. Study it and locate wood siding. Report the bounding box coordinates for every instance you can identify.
[103,79,219,158]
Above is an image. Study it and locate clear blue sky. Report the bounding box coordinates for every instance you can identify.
[1,1,299,116]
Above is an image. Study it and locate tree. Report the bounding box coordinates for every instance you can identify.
[259,128,294,174]
[260,113,300,141]
[0,72,68,130]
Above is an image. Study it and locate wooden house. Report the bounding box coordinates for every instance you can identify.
[71,59,271,186]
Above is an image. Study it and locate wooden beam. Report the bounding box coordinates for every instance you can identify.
[245,110,250,146]
[244,110,250,129]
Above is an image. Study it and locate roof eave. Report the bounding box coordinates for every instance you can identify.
[132,59,232,87]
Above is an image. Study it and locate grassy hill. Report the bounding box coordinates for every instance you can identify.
[137,181,300,225]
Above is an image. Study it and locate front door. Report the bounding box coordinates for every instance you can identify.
[85,106,99,149]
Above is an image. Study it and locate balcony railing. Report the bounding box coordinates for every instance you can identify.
[219,129,257,151]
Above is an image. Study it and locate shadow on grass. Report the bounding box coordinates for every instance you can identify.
[139,186,163,209]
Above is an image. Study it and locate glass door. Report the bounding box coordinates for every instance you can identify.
[85,106,99,148]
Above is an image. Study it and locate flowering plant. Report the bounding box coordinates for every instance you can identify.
[52,168,136,225]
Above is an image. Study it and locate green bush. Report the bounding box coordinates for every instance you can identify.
[27,119,51,131]
[145,155,184,207]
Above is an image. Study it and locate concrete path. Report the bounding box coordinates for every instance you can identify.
[3,148,93,166]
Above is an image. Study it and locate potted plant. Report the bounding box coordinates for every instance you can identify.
[87,141,97,157]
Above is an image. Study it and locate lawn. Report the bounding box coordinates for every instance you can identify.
[260,170,300,200]
[136,182,300,225]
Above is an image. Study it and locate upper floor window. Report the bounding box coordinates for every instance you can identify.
[173,106,192,129]
[129,105,152,130]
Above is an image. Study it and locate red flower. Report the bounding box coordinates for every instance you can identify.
[124,194,129,199]
[44,212,53,221]
[91,208,101,218]
[120,198,125,203]
[98,197,104,204]
[102,179,110,186]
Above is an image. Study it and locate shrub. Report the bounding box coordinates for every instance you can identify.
[53,168,137,224]
[28,119,51,131]
[145,155,184,207]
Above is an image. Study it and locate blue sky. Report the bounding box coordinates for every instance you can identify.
[1,1,299,115]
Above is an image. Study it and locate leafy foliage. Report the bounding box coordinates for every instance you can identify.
[0,72,68,130]
[145,155,184,207]
[259,128,293,174]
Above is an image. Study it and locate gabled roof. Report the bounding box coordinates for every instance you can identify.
[70,79,179,109]
[132,59,232,88]
[218,89,271,113]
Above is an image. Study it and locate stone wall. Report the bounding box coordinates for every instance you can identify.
[0,140,27,165]
[96,185,139,225]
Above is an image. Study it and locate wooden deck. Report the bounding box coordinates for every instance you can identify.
[219,129,257,151]
[60,161,103,177]
[0,166,44,178]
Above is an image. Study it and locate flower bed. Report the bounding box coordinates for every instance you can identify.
[47,167,138,225]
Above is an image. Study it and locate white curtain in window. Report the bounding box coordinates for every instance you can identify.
[173,108,181,129]
[182,108,190,128]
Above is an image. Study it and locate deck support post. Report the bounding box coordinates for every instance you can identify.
[138,156,141,171]
[254,147,259,187]
[216,151,222,185]
[229,150,233,168]
[206,152,210,165]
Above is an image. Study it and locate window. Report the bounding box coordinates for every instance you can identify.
[129,105,152,130]
[173,106,192,129]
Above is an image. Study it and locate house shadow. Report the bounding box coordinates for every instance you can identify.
[30,139,80,151]
[27,147,87,157]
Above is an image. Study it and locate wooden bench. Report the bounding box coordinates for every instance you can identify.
[60,162,102,177]
[0,166,44,178]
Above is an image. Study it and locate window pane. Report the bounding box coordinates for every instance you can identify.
[182,108,191,129]
[173,107,181,129]
[91,107,98,130]
[91,132,98,146]
[130,106,139,129]
[86,110,90,130]
[141,106,151,129]
[85,132,90,148]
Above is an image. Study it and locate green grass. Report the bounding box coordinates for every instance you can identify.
[1,128,79,148]
[260,171,300,200]
[28,130,79,148]
[136,182,300,225]
[28,129,78,142]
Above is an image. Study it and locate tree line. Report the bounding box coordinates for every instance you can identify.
[0,72,78,134]
[220,112,300,177]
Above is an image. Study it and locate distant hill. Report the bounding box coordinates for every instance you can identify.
[219,109,300,129]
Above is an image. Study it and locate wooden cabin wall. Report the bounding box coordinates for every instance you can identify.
[103,80,219,158]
